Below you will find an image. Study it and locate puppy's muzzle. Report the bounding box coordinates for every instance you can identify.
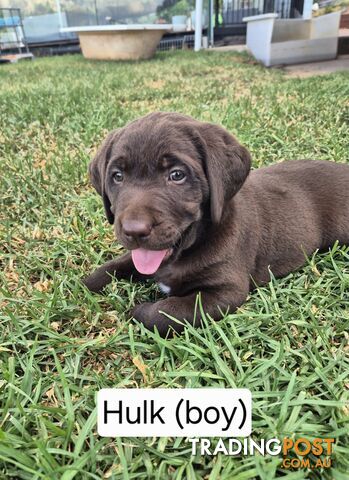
[122,219,152,242]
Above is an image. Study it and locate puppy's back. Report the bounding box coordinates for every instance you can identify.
[249,159,349,249]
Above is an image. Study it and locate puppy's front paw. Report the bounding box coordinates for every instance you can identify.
[131,301,184,337]
[83,274,100,293]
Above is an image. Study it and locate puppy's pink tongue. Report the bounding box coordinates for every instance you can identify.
[131,248,168,275]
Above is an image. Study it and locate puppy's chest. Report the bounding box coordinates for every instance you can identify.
[157,282,172,294]
[155,265,186,296]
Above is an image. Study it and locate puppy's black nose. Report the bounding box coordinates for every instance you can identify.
[122,219,152,240]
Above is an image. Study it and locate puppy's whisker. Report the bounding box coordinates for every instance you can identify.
[170,226,183,251]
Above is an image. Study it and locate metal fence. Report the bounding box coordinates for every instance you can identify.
[157,34,195,51]
[219,0,295,25]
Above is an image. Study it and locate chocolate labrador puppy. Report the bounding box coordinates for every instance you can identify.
[84,112,349,336]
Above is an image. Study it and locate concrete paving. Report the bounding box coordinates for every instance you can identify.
[208,44,247,53]
[208,43,349,77]
[283,54,349,78]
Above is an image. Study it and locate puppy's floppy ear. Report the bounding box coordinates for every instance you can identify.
[200,124,251,225]
[88,129,119,225]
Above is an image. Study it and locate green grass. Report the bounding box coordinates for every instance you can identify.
[0,51,348,479]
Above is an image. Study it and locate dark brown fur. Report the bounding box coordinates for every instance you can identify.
[84,112,349,336]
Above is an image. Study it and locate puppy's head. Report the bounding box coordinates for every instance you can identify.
[89,112,251,274]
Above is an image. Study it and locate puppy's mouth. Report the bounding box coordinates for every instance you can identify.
[131,248,173,275]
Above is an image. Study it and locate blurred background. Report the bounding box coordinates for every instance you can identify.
[0,0,347,56]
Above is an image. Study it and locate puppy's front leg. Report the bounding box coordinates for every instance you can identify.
[83,252,148,293]
[132,283,249,337]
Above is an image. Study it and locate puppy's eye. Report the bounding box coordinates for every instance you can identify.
[112,170,123,183]
[169,169,186,183]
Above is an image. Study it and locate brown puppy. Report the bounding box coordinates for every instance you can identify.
[84,112,349,336]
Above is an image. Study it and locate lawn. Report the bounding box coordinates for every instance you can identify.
[0,51,348,480]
